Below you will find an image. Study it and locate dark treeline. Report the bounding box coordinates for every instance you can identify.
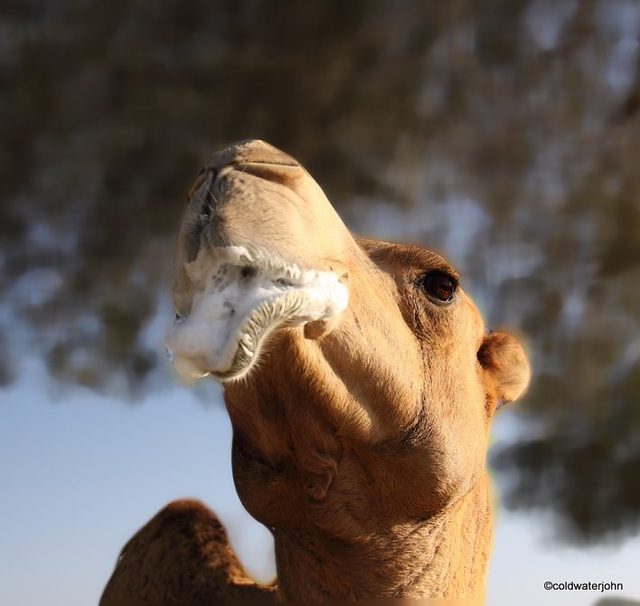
[1,0,640,545]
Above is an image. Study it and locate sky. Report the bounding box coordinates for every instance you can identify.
[1,356,640,606]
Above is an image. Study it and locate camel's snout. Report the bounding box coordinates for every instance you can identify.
[171,140,357,381]
[209,139,302,173]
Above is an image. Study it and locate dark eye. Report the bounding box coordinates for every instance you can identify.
[418,271,458,304]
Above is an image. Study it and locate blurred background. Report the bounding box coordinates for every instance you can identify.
[1,1,640,604]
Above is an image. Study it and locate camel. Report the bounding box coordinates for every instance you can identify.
[100,139,530,604]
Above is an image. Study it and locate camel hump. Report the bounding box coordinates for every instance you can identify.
[100,498,276,606]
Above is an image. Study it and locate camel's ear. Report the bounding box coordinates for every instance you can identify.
[478,332,531,405]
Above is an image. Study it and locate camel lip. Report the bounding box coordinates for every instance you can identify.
[209,296,293,383]
[165,246,349,383]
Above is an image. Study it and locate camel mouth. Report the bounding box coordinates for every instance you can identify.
[165,246,349,382]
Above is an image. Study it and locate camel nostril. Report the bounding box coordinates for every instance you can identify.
[165,347,174,364]
[240,266,257,280]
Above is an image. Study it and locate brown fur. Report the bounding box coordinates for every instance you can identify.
[100,499,276,605]
[101,140,530,604]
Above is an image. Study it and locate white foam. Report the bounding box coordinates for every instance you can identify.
[165,246,349,380]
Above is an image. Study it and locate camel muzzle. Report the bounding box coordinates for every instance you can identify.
[167,139,355,381]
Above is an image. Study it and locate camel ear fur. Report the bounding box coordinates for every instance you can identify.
[478,331,531,404]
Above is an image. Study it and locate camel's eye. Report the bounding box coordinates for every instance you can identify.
[418,271,458,304]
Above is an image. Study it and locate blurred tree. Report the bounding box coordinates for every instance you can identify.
[1,0,639,545]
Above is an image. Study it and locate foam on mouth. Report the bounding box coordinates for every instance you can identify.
[165,246,349,381]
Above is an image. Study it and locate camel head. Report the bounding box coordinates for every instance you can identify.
[164,139,531,600]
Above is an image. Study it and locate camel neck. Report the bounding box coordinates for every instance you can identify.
[272,474,493,602]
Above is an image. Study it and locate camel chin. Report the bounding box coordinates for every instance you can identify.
[164,245,349,382]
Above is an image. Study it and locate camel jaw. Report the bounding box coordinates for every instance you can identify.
[165,246,349,382]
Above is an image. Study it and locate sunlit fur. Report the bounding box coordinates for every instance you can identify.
[101,140,530,605]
